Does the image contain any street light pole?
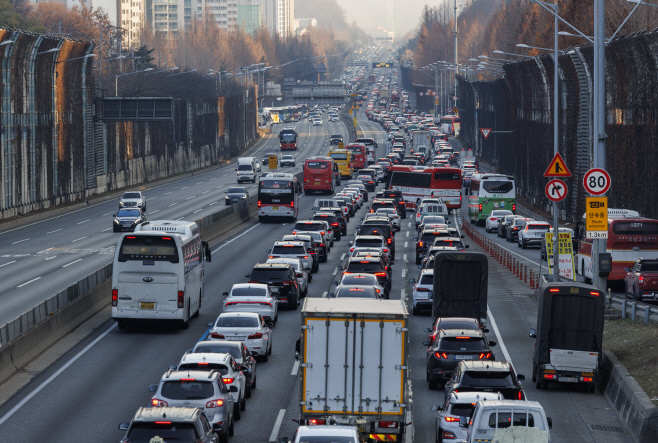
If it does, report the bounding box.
[552,1,560,282]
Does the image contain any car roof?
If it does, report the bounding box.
[253,263,291,269]
[355,235,385,240]
[132,407,200,423]
[448,391,503,404]
[179,352,231,364]
[439,329,484,338]
[218,310,259,318]
[296,425,359,437]
[273,241,305,246]
[460,361,512,371]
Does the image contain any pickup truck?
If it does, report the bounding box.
[625,258,658,301]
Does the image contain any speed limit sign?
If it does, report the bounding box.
[583,168,611,195]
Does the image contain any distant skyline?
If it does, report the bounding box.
[336,0,434,39]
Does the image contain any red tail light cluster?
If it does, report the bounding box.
[112,289,118,306]
[434,352,448,359]
[177,291,185,308]
[248,333,263,339]
[151,398,168,407]
[444,416,460,423]
[478,352,492,359]
[378,421,398,428]
[258,200,261,209]
[211,332,225,339]
[206,399,225,408]
[222,378,234,384]
[307,419,326,426]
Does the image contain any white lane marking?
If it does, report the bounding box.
[401,269,406,278]
[47,229,62,234]
[176,217,185,221]
[45,256,56,261]
[322,291,328,298]
[101,228,112,232]
[403,254,407,261]
[406,231,409,237]
[196,182,203,185]
[17,277,42,288]
[70,237,87,243]
[12,239,29,244]
[77,219,90,225]
[38,248,54,254]
[209,202,218,206]
[487,307,516,379]
[269,409,287,442]
[186,196,196,200]
[404,241,408,248]
[102,212,113,216]
[341,253,346,260]
[0,323,117,426]
[291,360,300,376]
[193,209,203,214]
[408,222,411,228]
[202,190,210,194]
[168,203,178,207]
[164,192,172,195]
[401,288,405,299]
[212,224,262,253]
[0,260,16,268]
[182,186,189,189]
[332,268,338,276]
[149,197,157,200]
[62,259,83,268]
[150,210,160,214]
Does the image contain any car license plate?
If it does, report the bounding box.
[270,287,279,293]
[273,206,279,210]
[227,336,246,341]
[140,302,155,310]
[559,376,578,383]
[454,355,474,360]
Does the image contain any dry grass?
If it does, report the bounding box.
[603,319,658,405]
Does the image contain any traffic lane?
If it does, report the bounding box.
[0,121,337,324]
[0,190,360,442]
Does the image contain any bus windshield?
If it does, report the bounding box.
[482,180,514,194]
[329,152,348,160]
[280,133,296,143]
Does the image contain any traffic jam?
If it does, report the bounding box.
[112,62,640,443]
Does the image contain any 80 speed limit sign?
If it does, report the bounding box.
[583,168,611,195]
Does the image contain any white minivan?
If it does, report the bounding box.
[462,400,552,443]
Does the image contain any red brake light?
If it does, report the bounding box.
[197,362,209,366]
[434,352,448,359]
[126,236,136,239]
[418,241,423,247]
[211,332,225,339]
[517,391,523,400]
[549,288,560,292]
[513,204,516,212]
[479,203,483,211]
[161,237,172,240]
[387,238,392,244]
[456,336,470,339]
[308,419,326,426]
[177,291,185,308]
[248,332,263,339]
[258,200,261,209]
[375,272,387,277]
[581,376,594,382]
[479,352,492,359]
[206,399,225,408]
[112,289,118,306]
[155,421,172,424]
[444,416,460,422]
[222,378,234,384]
[152,399,168,407]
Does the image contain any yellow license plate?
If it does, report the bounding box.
[140,302,155,309]
[273,206,279,210]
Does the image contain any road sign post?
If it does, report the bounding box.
[584,168,612,290]
[544,153,572,282]
[585,197,608,239]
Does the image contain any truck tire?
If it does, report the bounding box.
[536,382,543,390]
[412,306,419,316]
[290,295,298,310]
[587,384,596,393]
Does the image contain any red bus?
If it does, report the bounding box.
[386,166,462,210]
[440,115,460,136]
[577,209,658,282]
[258,173,300,222]
[303,157,335,195]
[344,143,367,170]
[279,127,298,150]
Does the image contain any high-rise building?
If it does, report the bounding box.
[196,0,239,30]
[262,0,294,39]
[237,0,261,35]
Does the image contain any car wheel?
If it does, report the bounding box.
[252,375,256,389]
[260,351,268,362]
[246,379,252,398]
[234,403,241,421]
[117,320,128,330]
[536,381,543,390]
[308,273,313,283]
[113,226,120,232]
[412,306,419,316]
[436,428,444,443]
[240,396,246,411]
[522,239,527,249]
[517,239,522,248]
[428,378,438,390]
[181,306,190,329]
[291,295,298,310]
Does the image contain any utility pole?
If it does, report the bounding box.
[453,0,458,111]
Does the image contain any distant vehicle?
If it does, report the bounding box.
[119,406,224,443]
[119,191,146,211]
[304,157,336,195]
[280,155,295,167]
[312,118,323,126]
[279,127,298,150]
[518,221,551,249]
[111,220,211,329]
[330,134,343,145]
[462,400,552,443]
[112,208,146,232]
[432,392,503,443]
[388,166,462,210]
[224,186,249,205]
[258,172,300,222]
[327,149,353,179]
[344,143,367,170]
[625,258,658,301]
[440,115,460,135]
[468,174,516,226]
[236,157,258,183]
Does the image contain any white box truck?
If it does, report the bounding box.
[298,298,409,441]
[411,130,431,156]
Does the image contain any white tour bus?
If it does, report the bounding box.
[111,220,211,329]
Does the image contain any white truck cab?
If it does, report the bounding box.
[463,400,552,443]
[236,157,260,183]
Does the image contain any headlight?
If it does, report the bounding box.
[119,201,125,206]
[133,219,140,225]
[113,218,120,224]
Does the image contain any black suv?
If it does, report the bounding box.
[444,361,526,402]
[414,228,451,264]
[247,263,301,309]
[380,190,407,218]
[424,329,496,390]
[497,214,521,238]
[330,134,344,145]
[341,256,391,296]
[358,220,396,259]
[119,407,219,443]
[312,212,343,239]
[318,207,347,236]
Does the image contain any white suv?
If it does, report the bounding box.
[410,269,433,315]
[485,209,513,233]
[518,221,551,249]
[267,241,313,271]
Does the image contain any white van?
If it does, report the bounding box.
[463,400,552,443]
[236,157,260,183]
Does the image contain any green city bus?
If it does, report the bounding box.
[467,174,516,225]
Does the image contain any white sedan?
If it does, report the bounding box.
[313,119,323,126]
[221,283,278,323]
[209,311,274,361]
[485,209,514,233]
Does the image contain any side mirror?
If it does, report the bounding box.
[245,274,250,278]
[423,328,432,333]
[230,386,238,393]
[409,278,416,283]
[488,341,497,347]
[113,214,117,218]
[337,266,343,271]
[235,168,238,171]
[333,280,338,285]
[517,374,526,381]
[547,417,552,429]
[119,422,130,431]
[225,190,228,193]
[267,321,276,328]
[422,340,432,346]
[266,249,272,253]
[529,328,537,339]
[149,384,158,392]
[418,265,423,269]
[207,321,214,327]
[431,405,442,412]
[459,416,469,428]
[222,291,229,297]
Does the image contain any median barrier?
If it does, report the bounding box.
[0,169,303,384]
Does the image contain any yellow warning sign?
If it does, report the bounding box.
[543,153,572,177]
[585,197,608,236]
[271,114,280,123]
[268,155,278,169]
[545,232,576,281]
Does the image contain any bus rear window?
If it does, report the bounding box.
[613,222,658,235]
[482,181,514,194]
[118,236,178,262]
[434,172,461,180]
[259,180,292,190]
[306,162,328,169]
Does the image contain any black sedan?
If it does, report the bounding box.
[113,209,146,232]
[225,187,249,205]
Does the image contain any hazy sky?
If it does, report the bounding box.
[336,0,431,39]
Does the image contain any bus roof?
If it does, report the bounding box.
[471,173,514,181]
[261,172,297,181]
[580,208,642,220]
[134,220,199,242]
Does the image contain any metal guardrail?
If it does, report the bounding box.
[610,295,658,323]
